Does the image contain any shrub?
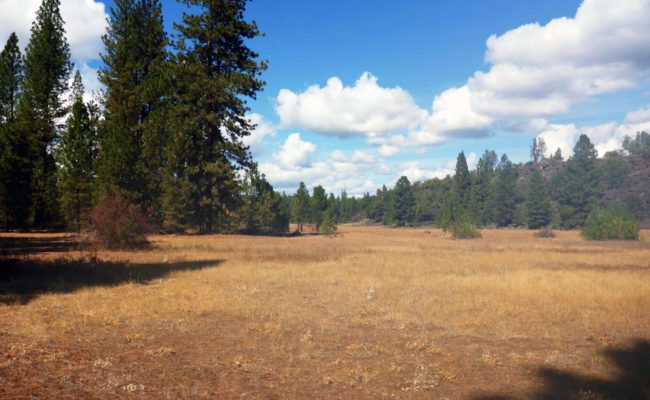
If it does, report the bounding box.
[581,205,640,241]
[451,221,482,239]
[90,192,149,249]
[319,209,338,237]
[534,228,556,238]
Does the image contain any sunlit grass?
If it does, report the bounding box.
[1,227,648,398]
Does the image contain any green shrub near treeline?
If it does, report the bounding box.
[581,205,640,240]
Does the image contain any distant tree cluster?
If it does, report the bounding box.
[290,182,337,234]
[311,134,640,235]
[622,131,650,158]
[0,0,291,236]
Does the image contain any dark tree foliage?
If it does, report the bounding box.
[0,33,22,123]
[622,131,650,158]
[291,182,311,232]
[19,0,72,228]
[454,151,471,209]
[386,176,415,226]
[600,153,631,189]
[310,185,328,228]
[56,72,97,232]
[470,149,497,224]
[163,0,266,233]
[0,33,29,228]
[239,168,289,235]
[97,0,168,215]
[526,170,551,229]
[367,185,388,221]
[490,154,518,227]
[553,135,601,228]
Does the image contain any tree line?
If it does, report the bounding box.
[296,134,646,230]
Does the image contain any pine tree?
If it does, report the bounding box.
[163,0,266,233]
[97,0,167,215]
[526,170,551,229]
[310,185,328,229]
[0,33,22,123]
[470,149,497,224]
[19,0,73,228]
[490,154,518,227]
[551,147,563,161]
[291,182,310,232]
[454,151,471,209]
[319,207,337,237]
[56,72,97,232]
[553,134,601,228]
[386,176,415,226]
[0,33,28,228]
[238,167,288,234]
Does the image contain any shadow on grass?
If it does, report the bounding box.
[474,340,650,400]
[0,235,81,256]
[0,257,222,305]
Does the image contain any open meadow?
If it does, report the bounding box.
[1,227,649,399]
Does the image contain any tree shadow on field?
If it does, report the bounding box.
[0,256,222,305]
[473,340,650,400]
[0,235,80,256]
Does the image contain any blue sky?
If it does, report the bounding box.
[3,0,650,195]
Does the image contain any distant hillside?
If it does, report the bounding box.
[515,156,650,228]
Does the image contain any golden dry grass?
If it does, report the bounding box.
[1,227,649,399]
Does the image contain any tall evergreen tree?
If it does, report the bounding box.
[291,182,310,232]
[97,0,167,215]
[163,0,266,233]
[56,72,97,232]
[470,149,497,224]
[0,33,28,228]
[526,170,551,229]
[19,0,73,228]
[454,151,471,209]
[490,154,518,226]
[0,33,22,123]
[553,134,601,228]
[310,185,328,228]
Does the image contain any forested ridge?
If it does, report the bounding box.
[1,0,648,236]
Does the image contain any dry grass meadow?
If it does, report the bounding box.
[1,227,649,399]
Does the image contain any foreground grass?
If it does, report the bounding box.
[0,228,649,399]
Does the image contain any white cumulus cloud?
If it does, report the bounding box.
[275,72,427,137]
[273,133,316,169]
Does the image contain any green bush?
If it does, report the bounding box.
[451,221,482,239]
[319,209,338,237]
[581,205,640,241]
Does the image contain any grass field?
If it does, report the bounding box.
[1,227,649,399]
